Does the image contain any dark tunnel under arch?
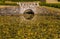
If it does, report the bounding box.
[23,9,35,20]
[24,9,34,14]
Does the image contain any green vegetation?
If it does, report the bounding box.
[0,0,60,8]
[0,0,39,6]
[0,0,39,2]
[0,3,18,6]
[40,3,60,8]
[0,0,18,6]
[10,0,39,2]
[0,0,60,39]
[0,14,60,39]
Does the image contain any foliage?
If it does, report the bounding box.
[0,0,39,2]
[0,2,18,6]
[40,3,60,8]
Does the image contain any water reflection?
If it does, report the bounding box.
[23,9,34,20]
[0,13,60,39]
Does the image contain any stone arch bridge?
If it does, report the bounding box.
[17,2,40,14]
[0,2,60,15]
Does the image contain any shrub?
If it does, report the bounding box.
[0,3,18,6]
[40,3,60,8]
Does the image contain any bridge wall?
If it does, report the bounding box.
[0,6,41,15]
[0,6,60,15]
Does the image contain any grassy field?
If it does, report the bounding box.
[0,14,60,39]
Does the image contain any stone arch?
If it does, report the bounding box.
[18,2,40,14]
[23,9,34,20]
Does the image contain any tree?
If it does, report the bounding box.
[2,0,5,3]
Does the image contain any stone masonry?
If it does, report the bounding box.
[17,2,40,14]
[0,2,60,15]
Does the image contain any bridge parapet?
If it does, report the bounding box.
[17,2,40,7]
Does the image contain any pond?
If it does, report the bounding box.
[0,14,60,39]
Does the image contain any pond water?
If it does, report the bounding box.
[0,14,60,39]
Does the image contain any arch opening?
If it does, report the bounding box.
[23,9,34,20]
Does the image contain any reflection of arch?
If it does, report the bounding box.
[24,9,34,14]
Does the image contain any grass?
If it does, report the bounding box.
[0,14,60,39]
